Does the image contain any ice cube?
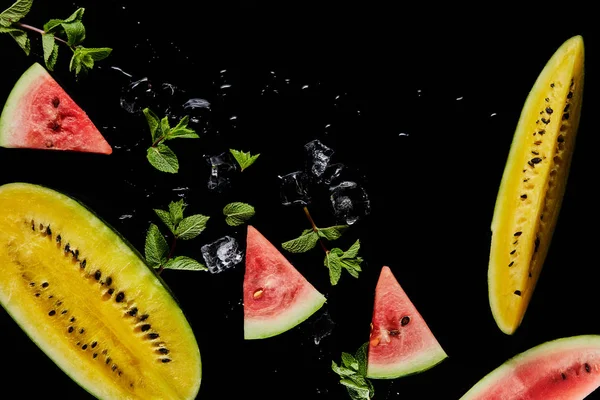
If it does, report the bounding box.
[329,181,371,225]
[312,310,335,345]
[279,171,312,206]
[206,152,237,192]
[181,98,211,131]
[304,139,334,177]
[321,163,345,186]
[201,236,243,274]
[120,77,156,114]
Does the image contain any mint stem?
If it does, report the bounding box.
[157,236,177,275]
[15,22,72,47]
[302,206,329,253]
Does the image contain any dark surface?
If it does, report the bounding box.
[1,2,600,399]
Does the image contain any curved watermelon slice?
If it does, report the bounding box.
[0,63,112,154]
[367,266,447,379]
[243,225,326,340]
[460,335,600,400]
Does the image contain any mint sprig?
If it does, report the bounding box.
[282,224,348,253]
[0,2,111,76]
[230,149,260,171]
[325,239,363,285]
[143,108,200,173]
[145,199,209,273]
[332,343,374,400]
[223,202,255,226]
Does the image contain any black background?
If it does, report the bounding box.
[1,2,600,399]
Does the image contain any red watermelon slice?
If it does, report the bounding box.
[0,63,112,154]
[243,225,326,339]
[460,335,600,400]
[367,266,447,379]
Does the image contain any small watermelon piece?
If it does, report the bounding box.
[243,225,326,340]
[367,266,447,379]
[0,63,112,154]
[460,335,600,400]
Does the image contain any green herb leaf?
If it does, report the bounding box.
[325,251,342,285]
[318,225,349,241]
[42,33,59,71]
[63,7,84,23]
[154,209,175,234]
[147,144,179,174]
[143,108,161,142]
[223,202,255,226]
[160,116,170,137]
[162,256,207,271]
[165,117,199,140]
[341,352,359,371]
[345,386,371,400]
[355,342,368,377]
[331,361,357,377]
[144,224,169,268]
[70,47,111,77]
[230,149,260,171]
[61,20,85,46]
[325,240,363,283]
[0,0,32,27]
[175,214,210,240]
[6,28,29,55]
[281,229,319,253]
[43,19,63,33]
[168,199,186,227]
[80,47,112,61]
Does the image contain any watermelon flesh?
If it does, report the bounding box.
[460,335,600,400]
[243,225,326,339]
[367,266,447,379]
[0,63,112,154]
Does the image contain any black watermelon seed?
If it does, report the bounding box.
[52,97,60,107]
[128,307,138,317]
[68,327,74,333]
[39,223,43,231]
[115,292,125,303]
[563,113,570,120]
[29,282,35,287]
[70,317,75,322]
[91,341,97,348]
[550,83,555,88]
[42,282,49,288]
[140,314,149,321]
[508,261,514,267]
[107,288,115,295]
[564,104,570,112]
[514,290,522,296]
[106,357,111,365]
[562,372,567,380]
[148,333,160,339]
[31,220,35,230]
[94,270,101,280]
[585,363,591,373]
[46,226,52,236]
[545,97,549,102]
[534,238,540,253]
[400,316,410,326]
[531,157,542,164]
[545,107,553,114]
[161,359,172,363]
[48,295,53,299]
[389,329,400,336]
[528,161,534,167]
[106,277,113,286]
[510,250,516,255]
[61,310,67,314]
[541,118,550,124]
[82,344,88,350]
[538,130,545,135]
[56,235,61,244]
[141,324,151,332]
[529,272,532,278]
[93,353,98,358]
[112,365,117,371]
[531,151,539,155]
[77,342,80,346]
[80,259,86,269]
[65,243,70,252]
[521,194,527,199]
[514,232,522,236]
[48,310,56,316]
[74,250,79,259]
[558,135,565,143]
[567,91,573,99]
[158,348,170,354]
[80,328,85,334]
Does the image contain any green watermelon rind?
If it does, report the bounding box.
[0,63,46,147]
[244,289,326,340]
[366,345,448,379]
[459,335,600,399]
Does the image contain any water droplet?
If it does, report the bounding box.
[119,215,133,220]
[399,132,409,137]
[490,112,498,117]
[456,96,464,101]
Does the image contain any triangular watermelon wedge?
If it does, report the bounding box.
[367,266,447,379]
[0,63,112,154]
[243,225,326,340]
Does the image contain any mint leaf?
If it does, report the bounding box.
[326,240,363,282]
[331,361,357,377]
[163,256,207,271]
[355,342,368,377]
[345,386,371,400]
[230,149,260,171]
[165,116,199,140]
[168,199,186,227]
[154,209,175,234]
[143,108,161,142]
[325,250,343,285]
[343,239,361,259]
[42,33,58,71]
[341,352,359,371]
[0,0,32,27]
[80,47,112,61]
[70,47,110,77]
[5,28,29,55]
[63,7,84,23]
[318,225,349,241]
[175,214,210,240]
[43,19,63,33]
[147,144,178,173]
[144,224,168,268]
[223,202,255,226]
[282,229,319,253]
[61,20,85,45]
[160,116,170,137]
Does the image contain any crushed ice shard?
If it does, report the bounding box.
[329,181,371,225]
[304,139,334,177]
[201,236,243,274]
